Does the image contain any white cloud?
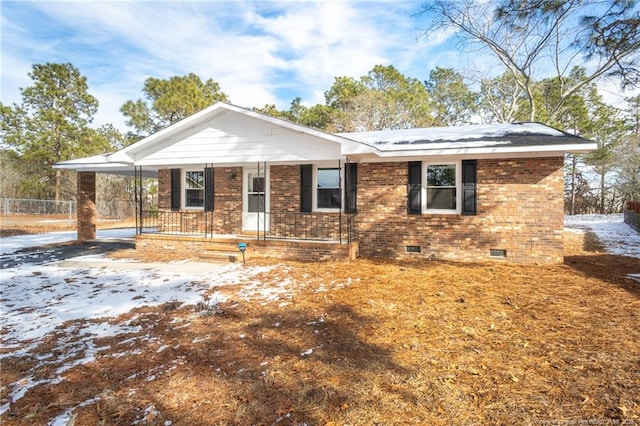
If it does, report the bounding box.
[3,0,425,126]
[1,0,631,136]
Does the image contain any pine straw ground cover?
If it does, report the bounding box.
[1,231,639,425]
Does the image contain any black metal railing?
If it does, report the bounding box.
[265,212,356,243]
[139,210,224,237]
[138,210,357,243]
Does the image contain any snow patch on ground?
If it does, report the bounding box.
[0,244,283,416]
[564,214,640,258]
[0,228,136,254]
[0,215,637,422]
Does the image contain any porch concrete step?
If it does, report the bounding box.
[200,250,240,263]
[199,239,251,263]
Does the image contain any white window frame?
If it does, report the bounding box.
[313,164,343,213]
[183,169,205,210]
[423,161,461,214]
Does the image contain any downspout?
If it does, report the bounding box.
[205,163,209,238]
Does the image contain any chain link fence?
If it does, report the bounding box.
[1,198,136,225]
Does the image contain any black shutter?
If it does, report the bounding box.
[462,160,477,215]
[204,167,214,212]
[170,168,181,211]
[345,163,357,213]
[300,164,313,213]
[408,161,422,214]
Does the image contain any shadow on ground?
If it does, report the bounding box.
[0,240,135,269]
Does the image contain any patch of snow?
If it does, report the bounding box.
[0,260,268,345]
[0,228,136,254]
[564,214,640,258]
[4,216,632,421]
[340,122,564,145]
[626,274,640,283]
[46,397,100,426]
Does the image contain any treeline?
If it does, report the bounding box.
[1,0,638,213]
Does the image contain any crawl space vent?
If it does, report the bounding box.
[490,249,507,258]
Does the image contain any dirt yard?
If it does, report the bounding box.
[1,219,639,425]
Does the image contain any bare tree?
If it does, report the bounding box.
[418,0,640,122]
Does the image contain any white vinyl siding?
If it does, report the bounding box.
[137,113,342,166]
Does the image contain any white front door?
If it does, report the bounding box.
[243,167,269,232]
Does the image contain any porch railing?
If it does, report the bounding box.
[139,210,233,238]
[138,210,356,243]
[265,212,356,243]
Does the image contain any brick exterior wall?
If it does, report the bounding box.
[355,158,564,264]
[136,234,357,262]
[157,168,171,210]
[157,167,243,234]
[269,165,350,241]
[77,171,96,241]
[153,158,564,264]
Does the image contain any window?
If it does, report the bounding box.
[185,171,204,207]
[247,172,265,213]
[300,164,357,213]
[317,168,341,209]
[407,160,476,215]
[426,163,457,212]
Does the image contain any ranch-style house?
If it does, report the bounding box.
[55,102,596,264]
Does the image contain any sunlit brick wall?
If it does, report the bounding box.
[355,157,565,264]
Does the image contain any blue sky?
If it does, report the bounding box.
[0,0,633,131]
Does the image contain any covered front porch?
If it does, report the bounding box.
[70,169,358,262]
[135,208,358,262]
[55,103,364,262]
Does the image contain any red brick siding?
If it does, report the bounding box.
[355,158,564,264]
[77,171,97,241]
[157,169,171,210]
[212,167,243,234]
[270,165,299,212]
[153,158,564,264]
[269,166,350,241]
[136,234,357,262]
[157,167,242,234]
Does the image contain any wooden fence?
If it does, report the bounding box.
[624,201,640,232]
